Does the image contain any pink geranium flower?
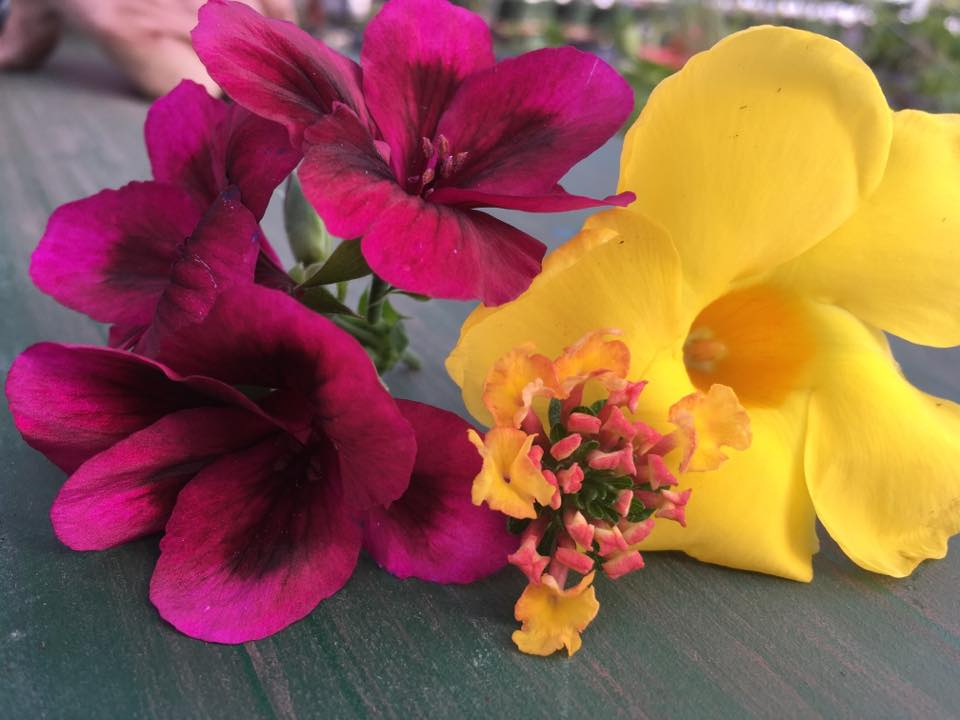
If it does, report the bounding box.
[192,0,636,304]
[6,282,513,642]
[29,80,300,348]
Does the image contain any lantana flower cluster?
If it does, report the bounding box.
[468,331,751,655]
[6,0,632,644]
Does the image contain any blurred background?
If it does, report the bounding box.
[4,0,960,113]
[318,0,960,116]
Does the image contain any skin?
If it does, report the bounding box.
[0,0,298,97]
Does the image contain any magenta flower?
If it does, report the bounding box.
[192,0,635,304]
[29,80,300,348]
[7,281,513,641]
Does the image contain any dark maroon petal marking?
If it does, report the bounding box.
[30,182,201,328]
[150,434,361,643]
[429,186,635,212]
[361,0,493,183]
[51,406,278,551]
[364,400,516,583]
[436,47,633,195]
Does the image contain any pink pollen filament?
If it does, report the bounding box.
[555,547,596,574]
[567,412,601,435]
[600,405,637,447]
[613,489,633,518]
[619,518,655,545]
[509,533,551,584]
[587,447,636,476]
[557,463,584,494]
[594,526,629,557]
[603,549,645,579]
[551,433,582,460]
[563,509,595,548]
[637,454,677,490]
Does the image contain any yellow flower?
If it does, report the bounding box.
[448,26,960,582]
[467,428,555,519]
[513,572,600,657]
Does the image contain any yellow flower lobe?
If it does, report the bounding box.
[467,428,555,519]
[512,572,600,657]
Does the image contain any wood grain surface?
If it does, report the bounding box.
[1,38,958,720]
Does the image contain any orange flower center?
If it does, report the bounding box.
[683,285,816,406]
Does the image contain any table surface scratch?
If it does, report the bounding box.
[1,38,959,720]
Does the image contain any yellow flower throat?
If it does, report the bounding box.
[682,285,816,407]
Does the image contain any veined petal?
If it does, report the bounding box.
[363,401,516,584]
[362,195,545,305]
[148,284,416,513]
[30,182,201,328]
[619,26,892,302]
[4,343,248,474]
[361,0,493,183]
[299,105,403,239]
[446,210,681,426]
[150,435,361,643]
[52,407,277,551]
[136,189,261,358]
[774,110,960,348]
[427,186,634,213]
[192,0,367,147]
[635,353,818,581]
[803,303,960,576]
[437,46,633,195]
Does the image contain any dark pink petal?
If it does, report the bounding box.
[145,80,229,208]
[429,185,635,212]
[150,435,361,643]
[136,189,261,357]
[146,80,300,219]
[192,0,368,148]
[299,105,404,239]
[5,343,258,473]
[436,47,633,195]
[361,194,545,305]
[364,401,516,584]
[361,0,493,183]
[148,284,416,512]
[52,407,277,551]
[30,182,201,327]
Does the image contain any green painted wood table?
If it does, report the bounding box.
[1,38,959,720]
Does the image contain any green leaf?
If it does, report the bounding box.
[284,174,334,266]
[590,399,606,414]
[507,517,531,535]
[392,290,431,302]
[299,286,358,316]
[627,499,654,523]
[548,398,563,429]
[299,239,371,288]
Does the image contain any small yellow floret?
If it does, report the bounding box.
[481,344,558,428]
[467,428,555,519]
[512,572,600,657]
[553,329,630,392]
[669,384,752,472]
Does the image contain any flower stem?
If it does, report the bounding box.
[367,275,390,325]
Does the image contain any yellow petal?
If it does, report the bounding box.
[636,352,818,581]
[619,26,892,302]
[774,110,960,347]
[553,330,630,390]
[802,304,960,576]
[482,344,558,428]
[446,211,682,426]
[468,428,554,519]
[512,572,600,657]
[668,384,752,472]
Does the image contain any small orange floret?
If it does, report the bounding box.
[512,572,600,657]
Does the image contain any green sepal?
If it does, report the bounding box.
[590,399,606,414]
[548,398,563,428]
[507,517,531,535]
[627,499,654,523]
[299,286,359,317]
[299,239,371,288]
[284,173,334,266]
